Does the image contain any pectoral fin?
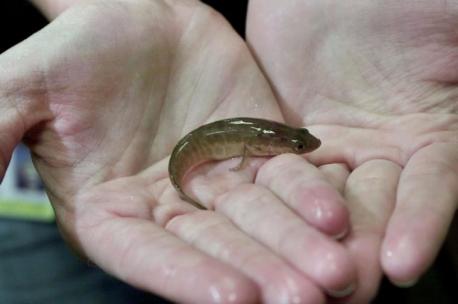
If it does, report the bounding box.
[230,145,250,171]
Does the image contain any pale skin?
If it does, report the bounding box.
[1,1,352,303]
[0,0,455,303]
[248,0,458,302]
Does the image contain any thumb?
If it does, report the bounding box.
[0,42,53,181]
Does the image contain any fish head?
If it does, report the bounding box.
[289,128,321,154]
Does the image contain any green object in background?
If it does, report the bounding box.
[0,144,54,222]
[0,199,54,221]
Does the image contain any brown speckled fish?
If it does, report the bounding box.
[168,117,321,209]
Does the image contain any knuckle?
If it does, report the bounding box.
[313,248,355,291]
[256,153,302,184]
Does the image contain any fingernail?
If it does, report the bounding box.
[392,278,418,288]
[328,283,355,298]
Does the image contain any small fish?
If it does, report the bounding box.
[168,117,321,209]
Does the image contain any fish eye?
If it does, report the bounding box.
[299,128,310,135]
[295,143,304,151]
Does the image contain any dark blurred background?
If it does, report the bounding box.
[0,1,456,303]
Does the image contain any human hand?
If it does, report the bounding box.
[247,0,458,302]
[0,0,359,302]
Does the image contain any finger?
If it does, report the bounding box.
[215,183,357,297]
[83,218,259,303]
[319,163,350,193]
[167,210,325,304]
[158,172,324,303]
[0,111,24,180]
[342,160,401,303]
[0,66,54,180]
[256,154,349,238]
[184,157,267,208]
[381,143,458,286]
[73,194,259,303]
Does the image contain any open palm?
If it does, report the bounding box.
[248,0,458,302]
[0,0,371,303]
